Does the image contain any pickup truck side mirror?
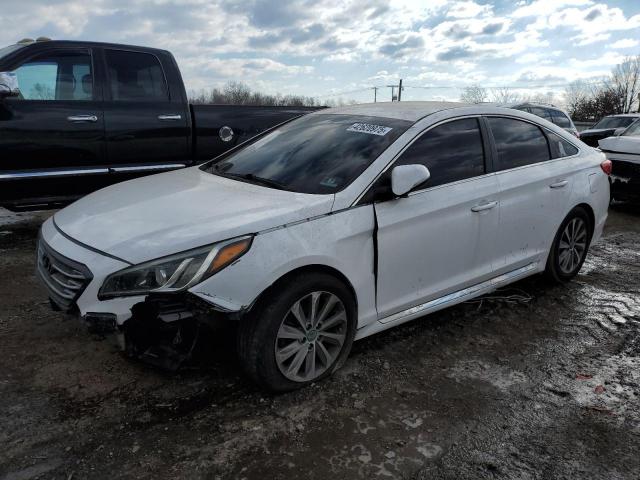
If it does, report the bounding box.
[0,72,20,98]
[391,164,431,197]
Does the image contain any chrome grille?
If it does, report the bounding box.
[37,238,92,311]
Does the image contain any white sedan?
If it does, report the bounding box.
[37,102,610,391]
[598,119,640,203]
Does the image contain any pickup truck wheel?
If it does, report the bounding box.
[545,207,592,283]
[237,273,356,392]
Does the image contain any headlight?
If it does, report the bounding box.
[98,236,253,299]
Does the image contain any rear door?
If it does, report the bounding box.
[487,116,576,275]
[374,117,500,319]
[0,47,106,207]
[101,48,190,183]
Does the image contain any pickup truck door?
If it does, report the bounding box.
[100,48,190,183]
[0,47,107,208]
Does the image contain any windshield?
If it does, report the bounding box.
[203,114,412,194]
[0,44,24,61]
[592,116,637,130]
[622,119,640,137]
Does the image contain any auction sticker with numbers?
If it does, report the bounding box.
[347,123,393,136]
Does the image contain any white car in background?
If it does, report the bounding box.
[37,102,610,391]
[599,119,640,203]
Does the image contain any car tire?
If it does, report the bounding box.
[545,206,593,283]
[237,272,356,392]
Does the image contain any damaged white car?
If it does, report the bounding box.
[38,102,610,391]
[598,119,640,204]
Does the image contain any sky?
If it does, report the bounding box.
[1,0,639,103]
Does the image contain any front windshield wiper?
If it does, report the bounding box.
[213,167,291,191]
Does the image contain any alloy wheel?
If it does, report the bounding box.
[558,217,588,274]
[274,291,347,382]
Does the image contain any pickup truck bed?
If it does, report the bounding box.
[0,39,320,210]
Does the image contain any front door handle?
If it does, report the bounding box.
[67,115,98,123]
[471,201,498,212]
[158,114,182,121]
[550,180,569,189]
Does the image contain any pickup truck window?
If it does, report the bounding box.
[204,114,412,194]
[105,50,168,102]
[13,51,93,101]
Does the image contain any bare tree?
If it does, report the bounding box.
[490,87,521,104]
[189,81,317,106]
[459,85,487,103]
[606,55,640,113]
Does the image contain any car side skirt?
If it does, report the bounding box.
[355,262,539,340]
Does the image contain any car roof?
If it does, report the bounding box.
[5,39,170,56]
[313,101,472,121]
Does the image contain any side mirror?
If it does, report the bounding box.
[391,164,431,197]
[0,72,20,98]
[613,127,626,136]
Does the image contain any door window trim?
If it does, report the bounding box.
[355,115,491,205]
[482,114,582,174]
[101,47,170,102]
[8,47,98,103]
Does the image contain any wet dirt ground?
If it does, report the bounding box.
[1,206,639,480]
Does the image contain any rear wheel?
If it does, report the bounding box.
[545,207,592,282]
[237,273,356,391]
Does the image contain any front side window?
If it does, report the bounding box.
[551,110,572,128]
[547,132,579,158]
[393,118,485,188]
[105,50,168,102]
[203,114,412,194]
[487,117,550,171]
[13,50,93,101]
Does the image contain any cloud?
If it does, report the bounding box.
[378,34,425,58]
[610,38,640,49]
[437,46,475,61]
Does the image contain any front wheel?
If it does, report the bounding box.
[237,273,356,392]
[545,207,592,282]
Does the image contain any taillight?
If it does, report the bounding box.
[600,159,612,176]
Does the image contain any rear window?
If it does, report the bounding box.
[204,114,412,194]
[487,117,550,171]
[550,110,572,128]
[592,116,637,129]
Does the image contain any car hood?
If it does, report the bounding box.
[598,136,640,155]
[54,167,334,264]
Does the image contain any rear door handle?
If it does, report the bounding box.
[67,115,98,123]
[550,180,569,189]
[471,201,498,212]
[158,114,182,121]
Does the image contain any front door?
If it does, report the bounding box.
[374,118,500,319]
[0,47,106,207]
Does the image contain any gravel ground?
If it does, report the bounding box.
[0,205,639,480]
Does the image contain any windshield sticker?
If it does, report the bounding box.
[347,123,393,136]
[320,177,340,188]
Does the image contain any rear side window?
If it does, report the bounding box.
[487,117,550,171]
[547,132,579,158]
[394,118,485,188]
[13,50,93,101]
[550,110,572,128]
[105,50,168,101]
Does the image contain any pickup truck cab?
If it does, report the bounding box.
[0,39,318,210]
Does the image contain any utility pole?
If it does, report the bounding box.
[373,86,378,103]
[387,84,397,101]
[398,79,403,101]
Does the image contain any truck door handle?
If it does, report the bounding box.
[550,180,568,189]
[471,201,498,212]
[158,114,182,121]
[67,115,98,123]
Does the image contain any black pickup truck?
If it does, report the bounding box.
[0,39,319,211]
